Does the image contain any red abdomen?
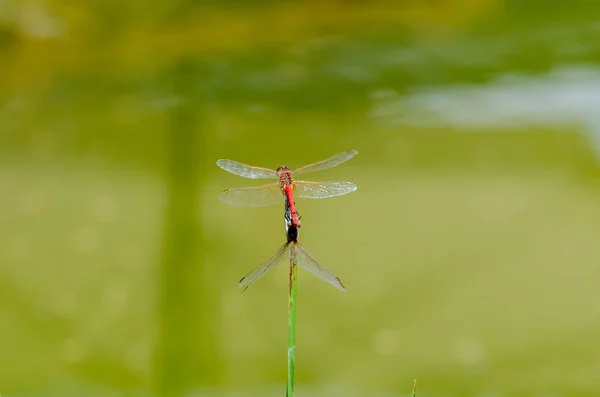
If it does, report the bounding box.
[284,185,301,228]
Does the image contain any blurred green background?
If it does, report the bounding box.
[3,0,600,396]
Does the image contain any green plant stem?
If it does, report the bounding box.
[287,254,298,397]
[412,379,417,397]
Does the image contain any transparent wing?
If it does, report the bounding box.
[293,243,345,291]
[239,243,290,291]
[216,159,278,179]
[294,181,357,199]
[219,183,283,207]
[292,149,358,176]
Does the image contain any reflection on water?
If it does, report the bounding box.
[370,66,600,159]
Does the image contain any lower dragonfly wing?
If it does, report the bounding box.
[292,150,358,176]
[239,243,290,291]
[219,183,283,206]
[293,181,357,199]
[293,243,345,291]
[217,159,279,179]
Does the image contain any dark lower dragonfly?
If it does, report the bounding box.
[238,199,345,292]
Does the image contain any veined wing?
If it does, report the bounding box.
[216,159,278,179]
[294,181,357,199]
[293,243,345,291]
[219,182,283,206]
[239,243,290,291]
[292,149,358,176]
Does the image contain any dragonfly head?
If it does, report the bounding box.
[276,165,291,175]
[286,222,299,243]
[284,199,300,242]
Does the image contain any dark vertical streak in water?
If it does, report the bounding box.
[154,59,219,397]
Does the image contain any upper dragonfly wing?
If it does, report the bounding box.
[293,181,357,199]
[292,149,358,176]
[217,159,279,179]
[293,243,345,291]
[219,183,283,207]
[238,243,290,291]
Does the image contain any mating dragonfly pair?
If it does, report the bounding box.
[217,149,358,291]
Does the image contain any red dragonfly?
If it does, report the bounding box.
[216,149,358,228]
[238,198,345,291]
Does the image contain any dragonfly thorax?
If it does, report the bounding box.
[276,166,294,188]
